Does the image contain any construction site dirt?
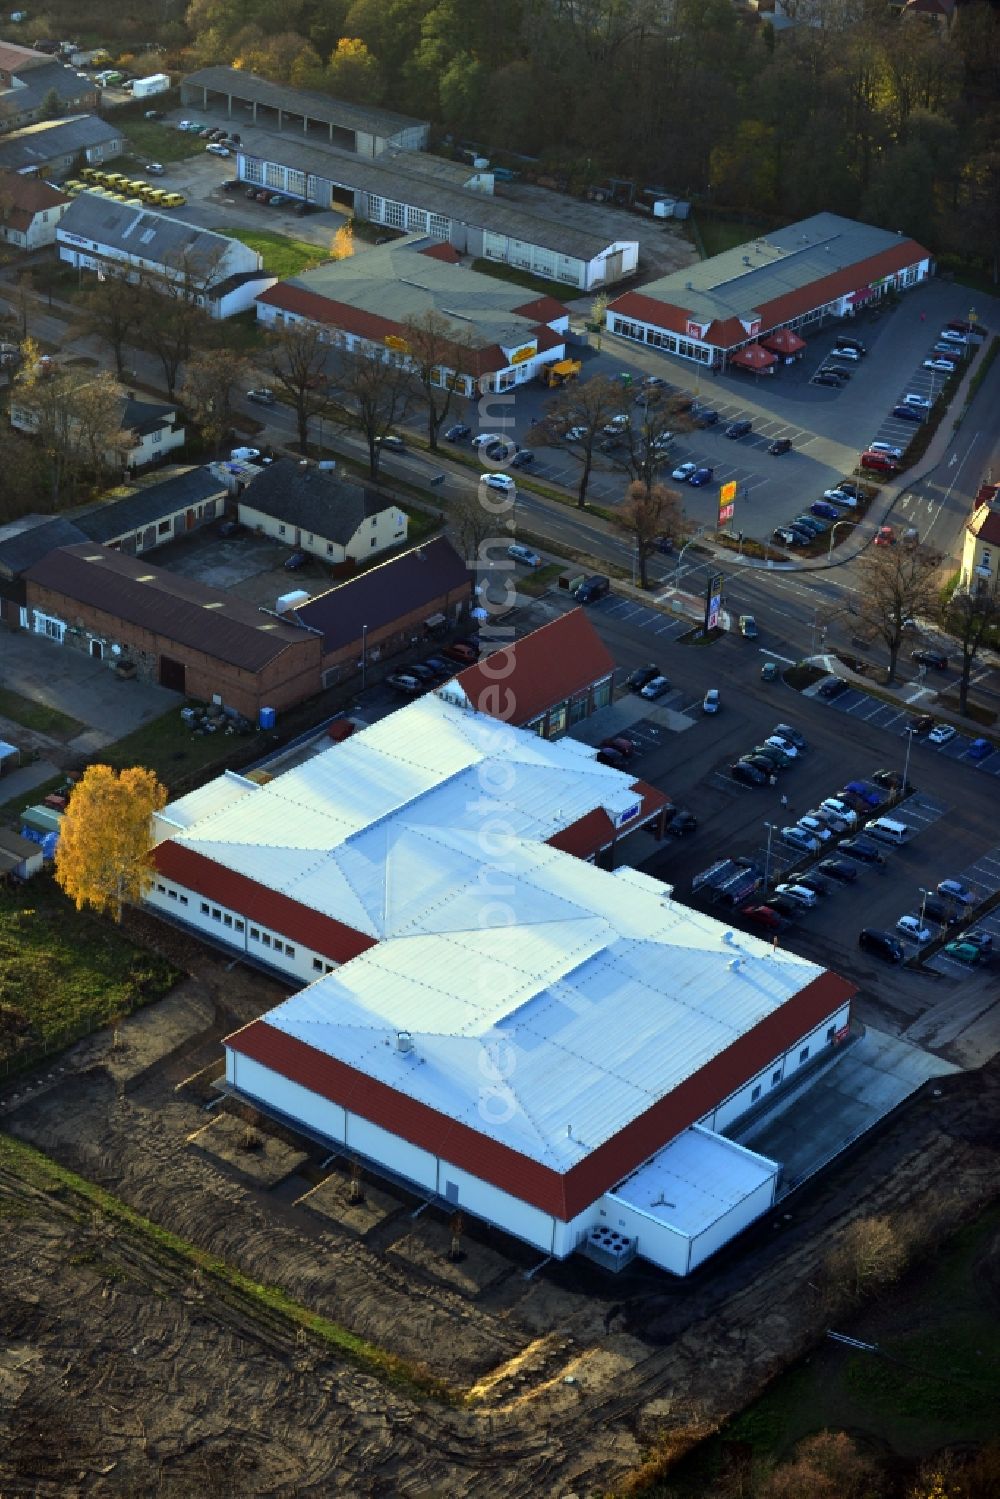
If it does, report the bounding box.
[2,918,998,1497]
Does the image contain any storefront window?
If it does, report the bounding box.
[548,702,568,736]
[592,677,612,710]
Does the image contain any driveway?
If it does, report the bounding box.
[0,630,179,752]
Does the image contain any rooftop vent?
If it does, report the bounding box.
[728,957,742,972]
[396,1030,414,1054]
[742,256,752,266]
[722,931,735,945]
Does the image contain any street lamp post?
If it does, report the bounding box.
[828,517,855,560]
[361,623,368,691]
[919,887,930,927]
[764,821,776,890]
[903,722,913,789]
[673,527,706,586]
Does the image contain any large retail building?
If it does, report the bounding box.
[146,694,854,1276]
[606,213,931,369]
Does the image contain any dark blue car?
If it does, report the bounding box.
[689,466,714,486]
[967,738,993,761]
[811,501,841,520]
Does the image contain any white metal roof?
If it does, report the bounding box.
[167,695,647,939]
[608,1125,779,1238]
[153,770,259,838]
[253,840,824,1172]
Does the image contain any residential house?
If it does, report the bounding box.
[0,114,125,178]
[56,192,275,316]
[10,388,186,473]
[0,171,69,248]
[0,41,98,133]
[237,459,408,565]
[960,482,1000,591]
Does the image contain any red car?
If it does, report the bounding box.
[444,641,478,663]
[875,525,895,546]
[599,735,635,759]
[255,188,272,203]
[740,904,784,930]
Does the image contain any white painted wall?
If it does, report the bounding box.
[688,1172,778,1271]
[701,1001,851,1134]
[597,1193,690,1275]
[230,1051,348,1143]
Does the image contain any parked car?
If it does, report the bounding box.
[843,780,884,806]
[892,405,924,423]
[445,423,470,441]
[791,515,826,535]
[222,178,242,192]
[813,372,843,387]
[765,735,799,758]
[875,525,895,546]
[773,529,805,547]
[912,648,948,669]
[942,941,984,965]
[963,930,993,952]
[752,745,791,770]
[841,837,885,865]
[772,724,807,749]
[832,344,862,361]
[811,501,841,521]
[564,425,589,442]
[967,738,993,761]
[471,432,502,448]
[775,883,818,908]
[268,194,287,207]
[283,550,307,571]
[740,904,785,930]
[795,815,832,844]
[897,914,932,944]
[507,543,541,566]
[768,437,792,455]
[919,896,959,928]
[375,434,405,451]
[859,929,904,963]
[255,189,272,203]
[246,387,275,405]
[928,723,957,745]
[818,858,859,883]
[937,878,976,905]
[725,419,752,439]
[819,797,858,827]
[667,809,698,836]
[818,677,848,699]
[905,713,936,735]
[781,826,820,854]
[143,109,163,120]
[626,664,660,693]
[671,461,698,482]
[694,408,719,426]
[868,442,904,459]
[870,769,914,792]
[205,142,230,157]
[600,735,635,760]
[761,661,779,682]
[702,688,720,714]
[640,674,672,699]
[731,760,768,787]
[739,615,758,638]
[443,641,478,663]
[386,672,423,694]
[823,488,857,506]
[791,872,830,896]
[924,358,956,373]
[682,465,711,488]
[405,663,438,684]
[939,329,969,345]
[511,449,535,468]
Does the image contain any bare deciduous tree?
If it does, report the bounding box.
[530,373,628,508]
[399,309,475,450]
[326,344,416,479]
[266,320,333,454]
[180,347,251,456]
[824,1215,907,1306]
[13,344,129,503]
[941,574,1000,716]
[616,479,684,590]
[71,264,144,378]
[855,540,941,682]
[606,386,697,497]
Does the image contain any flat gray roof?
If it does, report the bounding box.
[633,213,928,324]
[183,66,428,142]
[0,113,123,170]
[238,127,624,262]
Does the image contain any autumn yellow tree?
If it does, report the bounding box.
[331,221,354,260]
[55,765,166,923]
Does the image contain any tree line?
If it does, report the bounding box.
[173,0,1000,280]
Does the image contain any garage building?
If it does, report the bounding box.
[182,66,429,155]
[146,693,853,1275]
[235,128,638,292]
[0,113,125,178]
[606,213,931,369]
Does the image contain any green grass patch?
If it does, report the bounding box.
[0,876,179,1065]
[212,227,331,279]
[514,562,563,596]
[97,705,267,790]
[469,257,575,299]
[0,687,83,739]
[0,1130,461,1402]
[122,123,204,164]
[0,773,66,829]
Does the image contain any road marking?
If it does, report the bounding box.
[759,648,797,664]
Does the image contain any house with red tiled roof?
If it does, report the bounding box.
[606,213,931,371]
[0,171,68,248]
[438,607,617,738]
[256,233,573,395]
[960,483,1000,591]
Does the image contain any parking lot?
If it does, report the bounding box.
[817,679,1000,777]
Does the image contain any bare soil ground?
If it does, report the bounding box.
[1,921,998,1497]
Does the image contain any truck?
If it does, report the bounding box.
[132,73,170,99]
[540,358,581,388]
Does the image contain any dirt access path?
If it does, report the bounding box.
[2,925,998,1497]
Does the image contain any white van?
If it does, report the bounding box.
[867,816,909,846]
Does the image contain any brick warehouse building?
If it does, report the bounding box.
[606,212,932,370]
[23,545,322,718]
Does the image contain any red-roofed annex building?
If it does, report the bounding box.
[607,213,931,370]
[256,232,573,394]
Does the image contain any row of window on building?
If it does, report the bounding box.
[153,882,337,976]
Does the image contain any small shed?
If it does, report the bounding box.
[0,827,44,881]
[0,739,20,776]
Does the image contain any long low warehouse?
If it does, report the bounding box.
[146,694,855,1276]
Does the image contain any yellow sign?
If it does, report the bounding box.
[384,334,410,353]
[510,343,537,365]
[720,480,737,504]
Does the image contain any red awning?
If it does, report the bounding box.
[761,327,806,354]
[729,343,778,371]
